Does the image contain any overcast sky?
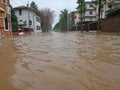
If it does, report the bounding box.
[10,0,91,27]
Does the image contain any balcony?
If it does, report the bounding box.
[107,0,120,4]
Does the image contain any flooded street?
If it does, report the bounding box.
[0,32,120,90]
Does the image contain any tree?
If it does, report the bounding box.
[53,22,60,32]
[53,9,69,31]
[11,5,18,32]
[92,0,106,34]
[30,1,38,11]
[59,9,68,31]
[76,0,86,33]
[38,8,54,32]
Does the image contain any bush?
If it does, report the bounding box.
[11,5,18,32]
[106,7,120,18]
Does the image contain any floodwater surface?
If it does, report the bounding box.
[0,32,120,90]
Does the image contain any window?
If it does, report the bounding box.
[4,17,8,29]
[36,16,40,22]
[2,0,6,4]
[19,9,22,15]
[89,11,93,15]
[90,4,93,8]
[36,25,40,30]
[108,5,112,9]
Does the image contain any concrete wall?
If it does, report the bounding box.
[101,16,120,32]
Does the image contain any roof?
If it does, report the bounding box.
[14,5,40,18]
[14,6,28,9]
[14,5,37,13]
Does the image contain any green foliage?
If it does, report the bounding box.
[53,9,68,31]
[53,22,60,32]
[54,9,68,31]
[106,7,120,18]
[30,1,38,11]
[76,0,86,32]
[92,0,106,9]
[11,5,18,32]
[59,9,68,31]
[76,0,86,14]
[92,0,106,33]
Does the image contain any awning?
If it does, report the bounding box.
[0,7,7,17]
[0,7,5,12]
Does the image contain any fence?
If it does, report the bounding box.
[101,16,120,32]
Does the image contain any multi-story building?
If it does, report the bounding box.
[70,1,96,27]
[102,0,120,18]
[0,0,11,36]
[14,6,42,33]
[73,1,96,25]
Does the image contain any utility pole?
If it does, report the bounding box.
[27,1,30,32]
[67,13,69,31]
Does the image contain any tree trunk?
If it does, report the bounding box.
[97,0,101,34]
[81,15,83,33]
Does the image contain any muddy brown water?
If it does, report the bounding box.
[0,32,120,90]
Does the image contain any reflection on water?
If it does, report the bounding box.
[4,32,120,90]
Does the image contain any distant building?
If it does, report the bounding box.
[0,0,12,36]
[72,1,96,25]
[69,1,96,31]
[14,6,42,33]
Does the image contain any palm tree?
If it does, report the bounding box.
[76,0,86,33]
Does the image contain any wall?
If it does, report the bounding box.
[0,0,11,36]
[15,9,34,28]
[101,16,120,32]
[34,15,42,33]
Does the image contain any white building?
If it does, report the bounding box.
[74,1,96,25]
[14,6,42,33]
[100,0,120,19]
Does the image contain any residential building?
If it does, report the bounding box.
[73,1,96,25]
[14,6,42,33]
[70,1,96,27]
[0,0,12,36]
[102,0,120,19]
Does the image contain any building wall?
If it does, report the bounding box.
[102,0,120,19]
[15,8,42,33]
[101,16,120,32]
[0,0,11,36]
[34,16,42,33]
